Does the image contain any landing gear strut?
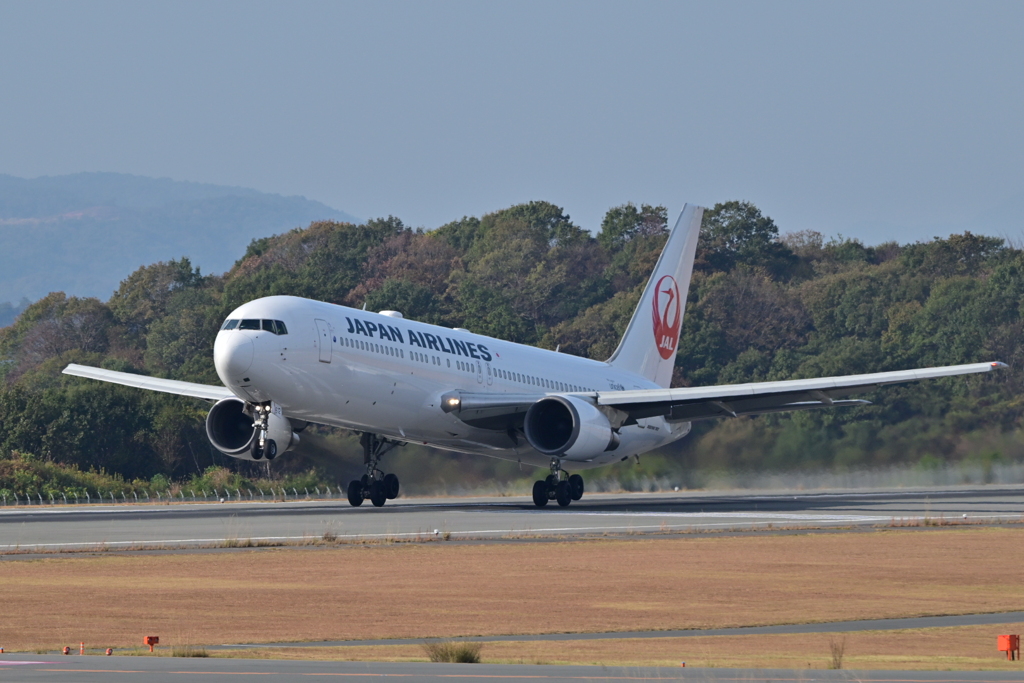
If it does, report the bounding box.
[346,433,401,507]
[531,458,584,508]
[249,403,277,461]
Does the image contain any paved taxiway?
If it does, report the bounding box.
[213,611,1024,649]
[0,485,1021,552]
[2,657,1023,682]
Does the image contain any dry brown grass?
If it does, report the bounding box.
[1,527,1023,653]
[221,622,1024,670]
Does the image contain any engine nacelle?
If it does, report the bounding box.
[523,395,619,460]
[205,398,299,461]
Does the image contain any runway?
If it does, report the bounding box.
[1,485,1021,552]
[1,656,1022,683]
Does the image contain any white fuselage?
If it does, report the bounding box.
[214,296,690,470]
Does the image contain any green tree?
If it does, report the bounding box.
[697,201,798,278]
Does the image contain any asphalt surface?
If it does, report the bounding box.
[211,612,1024,650]
[1,657,1022,682]
[2,655,1024,683]
[0,485,1021,552]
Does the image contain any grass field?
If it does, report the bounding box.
[2,527,1023,669]
[221,623,1024,670]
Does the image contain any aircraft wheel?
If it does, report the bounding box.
[264,439,278,461]
[250,440,264,460]
[360,474,369,487]
[568,474,584,501]
[383,473,400,499]
[369,482,387,507]
[555,481,572,507]
[532,480,549,507]
[346,480,364,507]
[545,474,557,488]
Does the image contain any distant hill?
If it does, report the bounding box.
[0,173,359,304]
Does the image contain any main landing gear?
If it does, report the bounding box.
[347,433,401,508]
[532,458,584,508]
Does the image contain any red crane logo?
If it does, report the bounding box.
[652,275,681,360]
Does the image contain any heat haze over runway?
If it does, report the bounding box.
[1,486,1021,553]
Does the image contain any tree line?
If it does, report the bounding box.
[1,199,1021,498]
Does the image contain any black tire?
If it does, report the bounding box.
[360,474,369,487]
[250,440,263,460]
[545,474,557,488]
[532,480,549,507]
[369,482,387,507]
[265,439,278,461]
[346,480,363,507]
[383,473,400,499]
[555,481,572,507]
[569,474,584,501]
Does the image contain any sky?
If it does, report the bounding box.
[1,0,1022,245]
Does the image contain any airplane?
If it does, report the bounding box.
[63,204,1006,508]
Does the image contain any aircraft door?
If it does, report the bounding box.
[485,362,493,386]
[476,360,483,384]
[314,319,332,363]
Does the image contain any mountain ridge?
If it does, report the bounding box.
[0,172,359,304]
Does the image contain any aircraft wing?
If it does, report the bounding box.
[443,362,1005,428]
[598,361,1007,422]
[63,364,233,402]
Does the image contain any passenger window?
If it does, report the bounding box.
[220,319,239,330]
[239,319,260,330]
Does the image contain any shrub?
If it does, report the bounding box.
[422,640,482,663]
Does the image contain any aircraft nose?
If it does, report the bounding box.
[214,332,254,381]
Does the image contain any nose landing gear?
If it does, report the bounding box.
[249,404,277,461]
[531,458,585,507]
[346,433,402,507]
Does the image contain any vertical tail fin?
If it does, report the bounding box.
[606,203,703,388]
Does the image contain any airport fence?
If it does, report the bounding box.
[0,485,347,507]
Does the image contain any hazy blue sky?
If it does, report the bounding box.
[2,1,1022,244]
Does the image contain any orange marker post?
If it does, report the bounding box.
[80,642,84,655]
[997,635,1020,661]
[144,636,159,653]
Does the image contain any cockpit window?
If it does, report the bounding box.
[232,318,287,334]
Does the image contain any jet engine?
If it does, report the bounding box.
[205,397,299,461]
[523,395,619,459]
